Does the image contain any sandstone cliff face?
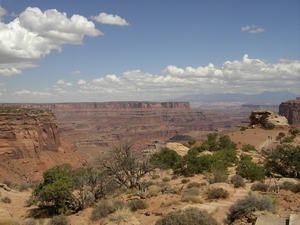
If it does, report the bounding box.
[279,97,300,125]
[13,102,234,162]
[0,109,84,183]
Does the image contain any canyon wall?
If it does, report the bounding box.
[7,102,235,162]
[0,108,85,183]
[279,97,300,125]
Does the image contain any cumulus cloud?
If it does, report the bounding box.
[0,6,103,76]
[57,79,72,87]
[71,70,81,74]
[14,89,52,96]
[242,25,265,33]
[91,12,129,26]
[74,54,300,101]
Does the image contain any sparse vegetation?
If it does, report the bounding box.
[264,122,275,130]
[227,192,277,223]
[207,188,229,199]
[49,215,70,225]
[242,144,256,152]
[181,178,190,184]
[155,207,219,225]
[230,175,245,188]
[162,177,170,182]
[251,182,268,192]
[280,181,294,191]
[291,183,300,193]
[90,198,125,221]
[126,199,148,211]
[0,106,46,115]
[1,196,12,203]
[187,182,202,189]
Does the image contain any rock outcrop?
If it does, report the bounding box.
[249,110,289,127]
[0,107,85,183]
[279,97,300,125]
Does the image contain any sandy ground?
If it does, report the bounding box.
[0,126,299,225]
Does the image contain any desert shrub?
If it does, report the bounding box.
[227,192,277,223]
[289,128,300,136]
[291,183,300,193]
[150,148,182,170]
[280,181,295,191]
[207,188,229,199]
[3,180,13,188]
[250,182,268,192]
[187,182,202,189]
[171,174,179,180]
[181,178,190,184]
[49,215,70,225]
[264,122,275,130]
[24,220,36,225]
[188,139,196,146]
[147,185,161,197]
[111,207,132,224]
[162,177,170,182]
[240,127,247,131]
[181,195,203,203]
[25,197,37,207]
[230,175,245,188]
[151,174,160,180]
[155,207,218,225]
[281,136,294,143]
[242,144,256,152]
[183,187,200,196]
[205,168,228,184]
[90,199,125,221]
[18,183,30,192]
[127,199,148,211]
[1,196,12,203]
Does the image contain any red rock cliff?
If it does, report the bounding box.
[279,97,300,125]
[0,108,85,183]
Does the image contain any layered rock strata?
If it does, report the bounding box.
[0,108,84,183]
[249,110,289,127]
[279,97,300,125]
[5,102,235,160]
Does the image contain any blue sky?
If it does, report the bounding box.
[0,0,299,103]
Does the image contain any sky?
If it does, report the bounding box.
[0,0,299,103]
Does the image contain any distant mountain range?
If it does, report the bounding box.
[175,91,298,104]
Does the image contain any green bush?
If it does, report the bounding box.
[126,199,148,211]
[264,122,275,130]
[289,128,300,136]
[230,175,245,188]
[183,187,200,196]
[205,168,228,184]
[236,160,265,182]
[90,199,125,221]
[1,196,12,203]
[250,182,268,192]
[207,188,229,199]
[49,215,70,225]
[188,139,196,146]
[227,192,277,223]
[155,207,218,225]
[242,144,256,152]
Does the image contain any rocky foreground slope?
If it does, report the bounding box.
[0,107,85,183]
[12,102,237,160]
[279,97,300,125]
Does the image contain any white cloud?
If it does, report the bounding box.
[0,5,6,21]
[71,70,81,74]
[75,54,300,101]
[91,12,129,26]
[0,6,103,76]
[14,89,52,96]
[0,67,22,76]
[0,82,5,86]
[57,79,72,87]
[242,25,265,33]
